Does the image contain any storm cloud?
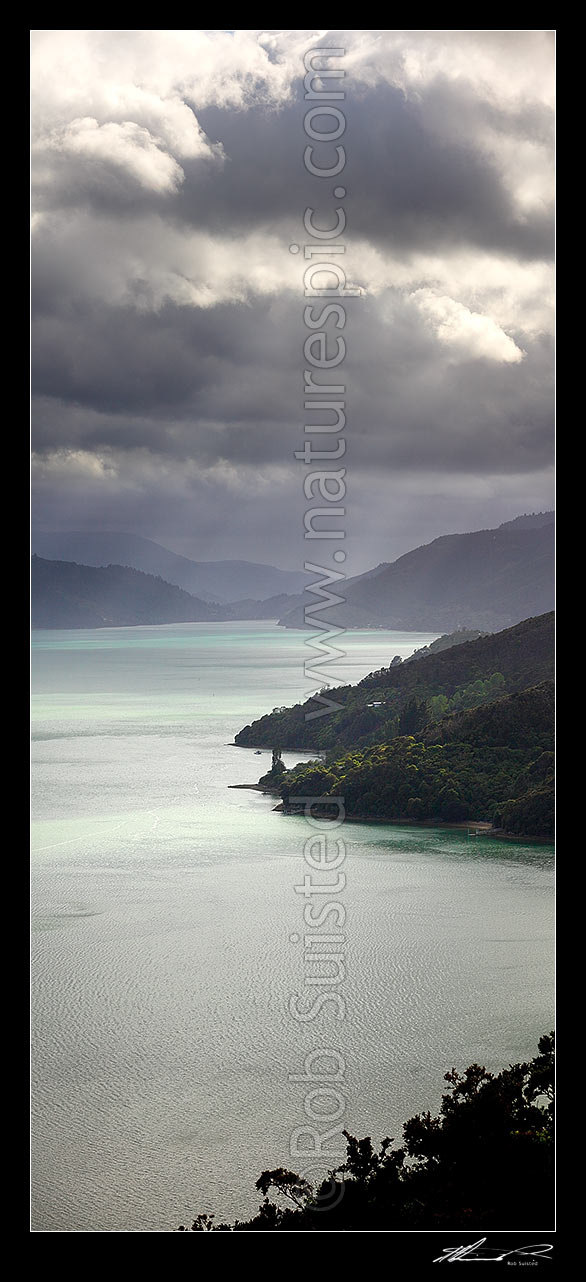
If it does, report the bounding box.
[31,30,554,572]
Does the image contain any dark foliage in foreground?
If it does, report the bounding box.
[178,1034,554,1232]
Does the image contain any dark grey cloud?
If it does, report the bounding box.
[34,82,553,260]
[31,289,552,473]
[31,30,555,570]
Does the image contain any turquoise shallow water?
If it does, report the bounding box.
[31,622,554,1232]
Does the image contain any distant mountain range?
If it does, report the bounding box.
[31,556,223,628]
[278,519,554,631]
[31,556,304,629]
[30,532,309,603]
[31,513,554,632]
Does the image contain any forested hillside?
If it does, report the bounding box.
[235,613,554,753]
[276,682,554,837]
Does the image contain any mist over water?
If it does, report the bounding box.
[31,623,554,1232]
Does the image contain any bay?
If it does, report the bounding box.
[31,622,554,1232]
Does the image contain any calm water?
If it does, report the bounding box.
[31,622,554,1232]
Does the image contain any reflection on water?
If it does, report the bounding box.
[31,623,554,1232]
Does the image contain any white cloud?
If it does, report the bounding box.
[32,211,303,308]
[31,31,227,202]
[31,204,552,380]
[412,290,525,363]
[379,29,554,107]
[31,29,554,221]
[46,117,186,194]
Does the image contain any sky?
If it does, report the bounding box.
[31,29,555,573]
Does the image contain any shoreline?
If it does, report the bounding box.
[229,782,272,792]
[228,784,553,845]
